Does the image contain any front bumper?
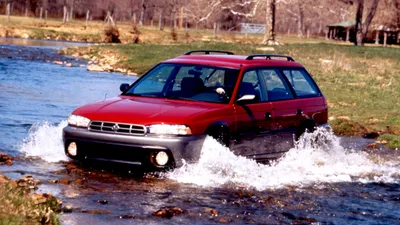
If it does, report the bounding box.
[63,126,206,168]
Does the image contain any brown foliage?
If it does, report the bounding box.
[130,23,141,44]
[171,28,178,41]
[104,25,121,43]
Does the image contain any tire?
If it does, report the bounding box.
[207,125,230,147]
[295,119,316,141]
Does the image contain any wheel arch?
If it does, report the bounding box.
[205,121,230,147]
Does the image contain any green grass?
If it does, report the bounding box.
[379,134,400,148]
[68,41,400,139]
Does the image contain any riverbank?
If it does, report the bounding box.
[0,154,61,225]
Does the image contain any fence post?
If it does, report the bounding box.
[213,22,217,38]
[7,3,11,23]
[85,10,90,26]
[383,31,388,47]
[375,30,379,44]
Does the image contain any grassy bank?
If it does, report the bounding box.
[63,42,400,145]
[0,175,60,225]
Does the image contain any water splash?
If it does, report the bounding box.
[20,121,68,162]
[167,129,400,190]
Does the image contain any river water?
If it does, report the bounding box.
[0,42,399,225]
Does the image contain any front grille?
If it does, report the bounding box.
[89,121,146,136]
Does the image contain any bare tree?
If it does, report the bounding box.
[262,0,276,43]
[139,0,145,25]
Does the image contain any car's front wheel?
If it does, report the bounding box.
[206,125,230,147]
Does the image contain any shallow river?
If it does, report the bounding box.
[0,42,399,225]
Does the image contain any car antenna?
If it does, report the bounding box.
[104,93,107,101]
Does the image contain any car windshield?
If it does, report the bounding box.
[124,63,240,104]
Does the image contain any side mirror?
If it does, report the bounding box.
[236,94,255,103]
[120,83,130,92]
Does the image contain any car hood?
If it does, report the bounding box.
[72,96,219,125]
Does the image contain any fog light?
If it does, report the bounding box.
[67,142,77,156]
[155,151,169,166]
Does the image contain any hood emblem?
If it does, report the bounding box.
[112,124,120,132]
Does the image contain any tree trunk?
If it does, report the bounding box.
[178,7,183,29]
[263,0,276,43]
[25,0,30,17]
[139,0,145,26]
[354,0,364,46]
[40,7,43,22]
[297,2,304,38]
[355,0,379,46]
[70,6,74,21]
[63,6,67,24]
[159,12,163,30]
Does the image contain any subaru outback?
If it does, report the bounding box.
[63,50,329,169]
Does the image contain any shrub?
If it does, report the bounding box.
[104,25,121,43]
[171,28,178,41]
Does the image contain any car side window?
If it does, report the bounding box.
[260,69,293,101]
[238,70,263,102]
[282,69,319,97]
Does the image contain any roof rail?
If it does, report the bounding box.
[246,54,295,61]
[184,50,235,55]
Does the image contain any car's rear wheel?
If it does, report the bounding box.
[295,119,316,141]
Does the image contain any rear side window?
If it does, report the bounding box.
[282,69,319,97]
[259,69,293,101]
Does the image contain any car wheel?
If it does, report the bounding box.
[295,119,316,141]
[207,125,230,147]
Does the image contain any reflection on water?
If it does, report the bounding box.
[0,44,399,225]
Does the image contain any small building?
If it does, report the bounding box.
[327,21,399,46]
[326,21,356,42]
[372,25,399,46]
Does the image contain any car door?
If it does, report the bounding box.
[258,68,301,153]
[231,69,275,160]
[281,68,327,130]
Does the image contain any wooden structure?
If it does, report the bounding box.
[326,21,356,42]
[327,21,399,46]
[372,25,399,47]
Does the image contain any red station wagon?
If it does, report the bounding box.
[63,50,329,169]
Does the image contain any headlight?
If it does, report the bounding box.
[148,124,192,135]
[68,115,90,128]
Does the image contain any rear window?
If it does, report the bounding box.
[282,69,320,98]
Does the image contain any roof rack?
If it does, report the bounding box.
[246,54,295,61]
[184,50,235,55]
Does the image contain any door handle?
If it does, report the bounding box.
[297,109,303,115]
[265,112,272,120]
